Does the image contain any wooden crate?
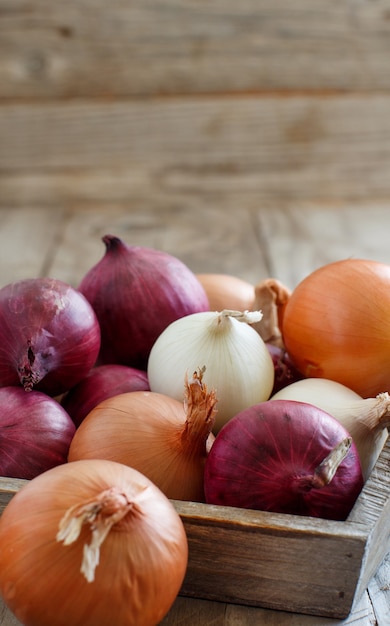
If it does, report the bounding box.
[1,435,389,620]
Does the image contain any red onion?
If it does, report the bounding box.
[78,235,210,370]
[0,278,101,396]
[266,343,304,395]
[204,399,364,520]
[61,364,150,427]
[0,386,75,479]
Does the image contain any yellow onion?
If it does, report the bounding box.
[281,258,390,397]
[68,369,217,502]
[0,459,188,626]
[196,273,255,312]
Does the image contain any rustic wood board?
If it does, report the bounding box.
[2,95,390,206]
[0,205,389,624]
[1,0,390,99]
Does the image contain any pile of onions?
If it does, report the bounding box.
[280,258,390,398]
[68,369,217,502]
[0,386,75,479]
[0,459,188,626]
[204,399,364,520]
[271,378,390,481]
[78,235,210,370]
[147,309,274,432]
[61,364,150,427]
[0,277,100,396]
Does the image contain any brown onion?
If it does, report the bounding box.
[68,370,217,502]
[0,459,188,626]
[196,273,255,311]
[281,258,390,397]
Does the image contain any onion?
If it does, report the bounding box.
[61,364,150,427]
[68,369,217,502]
[147,309,275,432]
[0,459,188,626]
[204,399,364,520]
[0,386,75,479]
[0,277,100,396]
[281,258,390,397]
[271,378,390,481]
[196,273,255,311]
[78,235,209,370]
[266,343,304,395]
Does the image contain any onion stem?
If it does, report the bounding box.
[181,368,218,455]
[56,487,136,582]
[312,437,352,488]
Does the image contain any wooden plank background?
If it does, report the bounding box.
[1,0,390,208]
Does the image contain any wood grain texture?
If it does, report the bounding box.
[2,95,390,206]
[1,0,390,99]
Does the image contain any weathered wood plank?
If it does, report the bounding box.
[255,203,390,288]
[0,207,64,287]
[1,0,390,99]
[45,205,269,287]
[1,95,390,206]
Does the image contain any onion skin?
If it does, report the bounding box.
[0,278,101,396]
[204,399,364,520]
[147,310,275,433]
[281,258,390,397]
[61,364,150,427]
[68,378,217,502]
[196,273,255,311]
[78,235,210,370]
[0,386,75,479]
[0,459,188,626]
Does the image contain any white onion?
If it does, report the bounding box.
[147,310,274,433]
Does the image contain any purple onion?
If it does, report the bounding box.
[0,386,75,479]
[204,399,364,521]
[0,278,100,396]
[61,364,150,427]
[78,235,210,370]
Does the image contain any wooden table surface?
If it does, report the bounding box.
[0,204,389,625]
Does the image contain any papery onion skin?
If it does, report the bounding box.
[281,258,390,397]
[0,278,101,396]
[0,459,188,626]
[196,273,255,312]
[78,235,210,370]
[61,364,150,427]
[0,386,75,479]
[204,399,364,520]
[147,310,275,433]
[68,383,216,502]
